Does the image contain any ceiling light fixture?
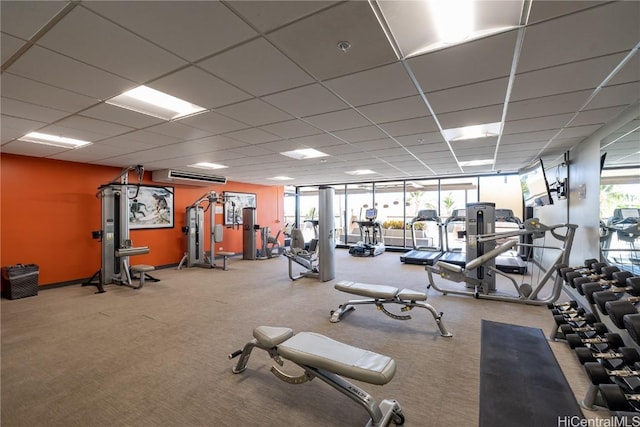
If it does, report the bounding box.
[187,162,228,170]
[459,159,493,167]
[280,148,328,160]
[443,122,502,141]
[268,176,294,181]
[18,132,92,149]
[106,85,206,121]
[431,0,474,44]
[345,169,376,175]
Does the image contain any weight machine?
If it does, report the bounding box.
[178,191,232,269]
[84,165,160,293]
[427,212,578,305]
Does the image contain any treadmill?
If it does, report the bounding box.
[400,209,443,265]
[494,209,528,274]
[438,209,467,267]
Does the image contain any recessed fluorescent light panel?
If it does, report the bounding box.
[373,0,525,58]
[268,176,293,181]
[188,162,227,170]
[280,148,328,160]
[443,122,502,141]
[106,85,206,121]
[345,169,376,176]
[459,159,493,167]
[18,132,92,149]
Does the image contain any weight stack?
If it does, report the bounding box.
[1,264,39,300]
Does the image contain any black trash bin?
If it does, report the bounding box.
[1,264,39,300]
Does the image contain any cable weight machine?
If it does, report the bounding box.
[84,165,159,293]
[178,191,235,269]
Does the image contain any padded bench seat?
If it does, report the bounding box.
[253,326,396,385]
[335,280,427,301]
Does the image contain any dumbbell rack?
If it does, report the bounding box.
[550,259,640,418]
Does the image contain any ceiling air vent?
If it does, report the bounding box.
[152,169,227,186]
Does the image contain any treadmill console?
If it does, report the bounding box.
[365,208,377,221]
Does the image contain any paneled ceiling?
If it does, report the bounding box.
[1,1,639,186]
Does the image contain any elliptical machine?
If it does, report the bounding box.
[349,208,385,257]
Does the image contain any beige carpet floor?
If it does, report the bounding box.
[2,249,600,426]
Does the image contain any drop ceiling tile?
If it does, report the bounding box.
[324,62,417,106]
[1,1,69,39]
[588,82,640,110]
[102,130,180,147]
[1,139,67,156]
[93,136,157,151]
[350,138,397,151]
[36,122,117,143]
[379,116,439,137]
[500,129,558,145]
[503,113,573,135]
[255,140,308,153]
[8,46,135,100]
[228,1,336,33]
[506,90,591,122]
[260,119,323,139]
[262,83,348,117]
[268,1,396,81]
[179,111,249,135]
[511,53,627,101]
[571,106,628,128]
[84,1,257,62]
[229,145,277,158]
[149,66,252,110]
[395,131,446,147]
[357,96,428,124]
[304,109,370,131]
[225,128,281,144]
[556,124,604,139]
[1,33,25,63]
[190,135,249,152]
[519,2,640,73]
[499,141,547,152]
[408,31,517,92]
[332,126,389,143]
[289,133,343,149]
[215,99,293,127]
[0,115,47,143]
[38,6,186,83]
[146,122,212,141]
[527,1,605,24]
[79,104,165,129]
[605,53,640,87]
[49,142,135,162]
[2,73,98,112]
[199,38,314,97]
[52,116,134,139]
[426,78,508,114]
[2,97,69,124]
[437,105,503,130]
[313,143,362,156]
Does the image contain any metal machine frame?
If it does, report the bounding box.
[84,165,159,293]
[178,191,230,270]
[427,218,578,305]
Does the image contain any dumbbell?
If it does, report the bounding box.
[574,271,640,304]
[606,294,640,329]
[599,384,640,412]
[569,266,621,295]
[575,346,639,368]
[566,332,625,350]
[553,312,598,328]
[584,359,640,390]
[624,314,640,346]
[551,306,585,317]
[589,276,640,315]
[547,300,578,310]
[555,258,599,281]
[559,322,608,339]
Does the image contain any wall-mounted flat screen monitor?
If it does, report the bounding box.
[518,159,554,207]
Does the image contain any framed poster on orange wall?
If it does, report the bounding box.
[128,185,174,229]
[224,192,256,226]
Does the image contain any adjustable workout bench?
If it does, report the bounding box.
[229,326,405,426]
[330,281,453,337]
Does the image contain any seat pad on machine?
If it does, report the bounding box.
[277,331,396,386]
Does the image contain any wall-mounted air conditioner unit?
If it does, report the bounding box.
[152,169,227,186]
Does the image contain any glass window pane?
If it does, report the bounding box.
[346,183,373,244]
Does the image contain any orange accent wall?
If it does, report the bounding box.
[0,154,284,286]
